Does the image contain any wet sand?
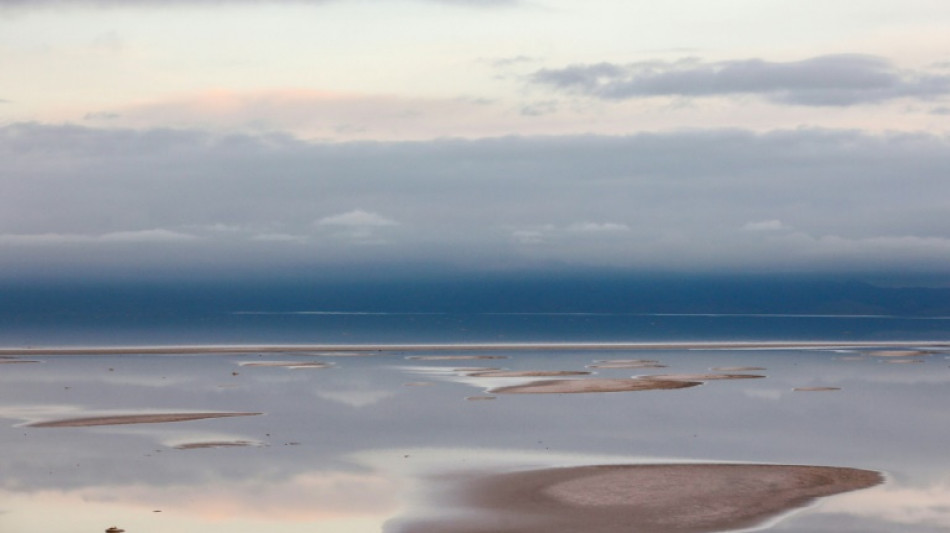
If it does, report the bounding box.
[27,412,262,428]
[640,373,766,382]
[237,361,330,368]
[400,463,882,533]
[588,360,667,369]
[491,378,701,394]
[173,440,257,450]
[407,355,510,361]
[466,370,591,378]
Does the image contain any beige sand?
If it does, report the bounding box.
[885,359,925,364]
[402,463,882,533]
[407,355,510,361]
[465,396,497,401]
[173,440,257,449]
[491,378,701,394]
[865,349,932,357]
[467,370,591,378]
[793,387,841,391]
[588,361,667,369]
[711,366,766,371]
[238,361,330,368]
[27,412,262,428]
[640,373,765,382]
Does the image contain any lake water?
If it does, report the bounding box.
[1,313,949,532]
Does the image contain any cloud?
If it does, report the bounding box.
[317,210,398,228]
[531,54,950,106]
[87,89,509,140]
[3,123,950,277]
[742,219,790,232]
[0,229,199,245]
[567,222,630,233]
[316,210,399,244]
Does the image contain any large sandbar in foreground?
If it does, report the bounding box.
[401,463,882,533]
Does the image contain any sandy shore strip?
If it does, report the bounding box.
[639,373,766,382]
[173,440,258,449]
[3,340,949,356]
[237,361,330,368]
[26,412,262,428]
[406,355,510,361]
[491,378,701,394]
[466,370,591,378]
[588,360,667,369]
[397,463,882,533]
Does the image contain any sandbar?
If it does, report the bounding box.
[400,463,882,533]
[27,412,262,428]
[588,360,667,369]
[238,361,330,368]
[711,366,766,371]
[491,378,700,394]
[793,387,841,392]
[407,355,510,361]
[174,440,257,449]
[640,373,765,382]
[864,349,932,357]
[467,370,591,378]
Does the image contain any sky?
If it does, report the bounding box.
[2,0,950,282]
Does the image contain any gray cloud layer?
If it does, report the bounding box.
[531,54,950,106]
[3,123,950,277]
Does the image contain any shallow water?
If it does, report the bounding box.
[1,342,949,532]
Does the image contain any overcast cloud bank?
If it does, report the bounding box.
[2,123,950,278]
[532,54,950,106]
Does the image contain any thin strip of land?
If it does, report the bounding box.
[1,340,948,356]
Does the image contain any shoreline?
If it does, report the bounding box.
[1,339,948,356]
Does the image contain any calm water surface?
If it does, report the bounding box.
[1,315,949,532]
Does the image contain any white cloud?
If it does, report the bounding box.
[742,219,790,232]
[316,209,399,228]
[567,222,630,233]
[0,229,199,245]
[250,232,308,243]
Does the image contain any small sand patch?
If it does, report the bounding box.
[238,361,330,368]
[398,463,882,533]
[588,361,667,369]
[406,355,510,361]
[0,359,41,364]
[465,396,497,401]
[404,382,433,387]
[793,387,841,392]
[491,378,700,394]
[865,350,931,357]
[27,412,262,428]
[467,370,591,378]
[710,366,766,372]
[885,359,925,364]
[174,440,258,450]
[640,373,765,382]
